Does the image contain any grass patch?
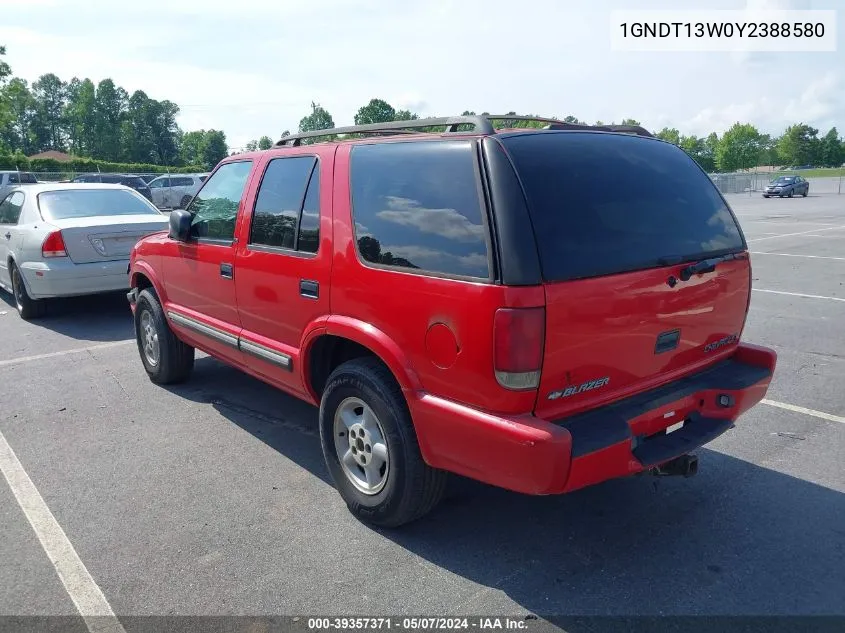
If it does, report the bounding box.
[768,168,845,179]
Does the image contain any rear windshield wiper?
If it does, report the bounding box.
[679,252,747,281]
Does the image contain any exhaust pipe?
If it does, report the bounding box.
[651,454,699,478]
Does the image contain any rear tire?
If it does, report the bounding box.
[319,357,447,528]
[10,263,46,320]
[134,288,194,384]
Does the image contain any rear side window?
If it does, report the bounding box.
[8,173,36,184]
[502,132,744,282]
[350,141,489,279]
[171,177,194,187]
[249,156,320,252]
[0,192,25,223]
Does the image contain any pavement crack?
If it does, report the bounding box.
[210,397,318,437]
[88,349,129,398]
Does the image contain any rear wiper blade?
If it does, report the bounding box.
[679,252,747,281]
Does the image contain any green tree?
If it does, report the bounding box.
[298,102,334,133]
[258,135,273,150]
[93,79,128,160]
[679,135,715,172]
[64,78,97,156]
[0,45,11,150]
[245,139,258,151]
[395,110,419,121]
[0,78,38,154]
[354,98,396,125]
[716,123,763,171]
[180,130,206,165]
[202,130,228,168]
[819,127,843,167]
[122,90,157,163]
[32,73,67,150]
[563,115,584,125]
[777,123,820,166]
[656,127,680,145]
[620,118,641,126]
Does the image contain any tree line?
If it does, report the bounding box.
[243,99,845,174]
[0,45,227,170]
[3,41,843,175]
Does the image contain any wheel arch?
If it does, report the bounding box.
[302,316,423,403]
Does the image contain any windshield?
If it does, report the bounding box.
[773,177,795,184]
[502,132,745,282]
[38,189,161,220]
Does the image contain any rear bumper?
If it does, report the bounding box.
[410,342,777,495]
[19,259,131,299]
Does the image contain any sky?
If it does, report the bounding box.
[2,0,843,151]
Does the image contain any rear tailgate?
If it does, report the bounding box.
[500,131,750,420]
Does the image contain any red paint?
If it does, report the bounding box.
[129,134,777,498]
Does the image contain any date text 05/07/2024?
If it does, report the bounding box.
[304,617,536,631]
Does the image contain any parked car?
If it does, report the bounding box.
[763,175,809,198]
[0,170,38,198]
[71,173,153,202]
[127,115,777,527]
[147,173,209,210]
[0,183,168,319]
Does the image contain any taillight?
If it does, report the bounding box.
[42,231,67,258]
[493,307,545,390]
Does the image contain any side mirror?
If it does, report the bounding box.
[169,209,192,242]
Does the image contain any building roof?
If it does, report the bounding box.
[28,150,75,162]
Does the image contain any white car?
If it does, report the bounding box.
[0,183,169,319]
[147,173,209,210]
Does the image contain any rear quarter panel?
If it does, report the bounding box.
[329,143,541,416]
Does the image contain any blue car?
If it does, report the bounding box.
[763,175,809,198]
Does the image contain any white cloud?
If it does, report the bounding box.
[376,197,484,243]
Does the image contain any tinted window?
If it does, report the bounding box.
[349,141,489,278]
[8,173,36,184]
[188,161,252,241]
[250,157,316,250]
[0,192,25,224]
[171,176,194,187]
[502,132,744,282]
[149,178,167,189]
[299,166,320,254]
[38,189,160,220]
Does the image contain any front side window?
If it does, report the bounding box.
[149,178,168,189]
[249,156,319,252]
[0,192,25,224]
[187,161,253,241]
[349,141,489,279]
[38,189,160,221]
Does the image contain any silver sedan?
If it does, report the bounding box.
[0,183,169,319]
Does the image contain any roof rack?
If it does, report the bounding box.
[274,114,653,147]
[275,116,494,147]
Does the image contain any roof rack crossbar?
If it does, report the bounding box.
[484,115,565,127]
[275,116,495,147]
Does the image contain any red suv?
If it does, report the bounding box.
[127,115,777,527]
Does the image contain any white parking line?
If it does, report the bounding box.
[0,430,126,633]
[751,252,845,261]
[762,399,845,425]
[752,289,845,302]
[0,340,134,368]
[747,224,845,243]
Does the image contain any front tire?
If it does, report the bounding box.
[319,357,447,528]
[788,189,794,198]
[10,263,46,320]
[134,288,194,384]
[803,188,808,197]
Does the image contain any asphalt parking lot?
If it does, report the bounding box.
[1,193,844,628]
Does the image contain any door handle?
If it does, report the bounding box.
[3,232,10,240]
[299,279,319,299]
[220,262,234,279]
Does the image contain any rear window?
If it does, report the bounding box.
[349,140,490,279]
[502,132,744,282]
[38,189,161,221]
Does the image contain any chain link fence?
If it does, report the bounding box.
[24,171,171,183]
[708,169,845,195]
